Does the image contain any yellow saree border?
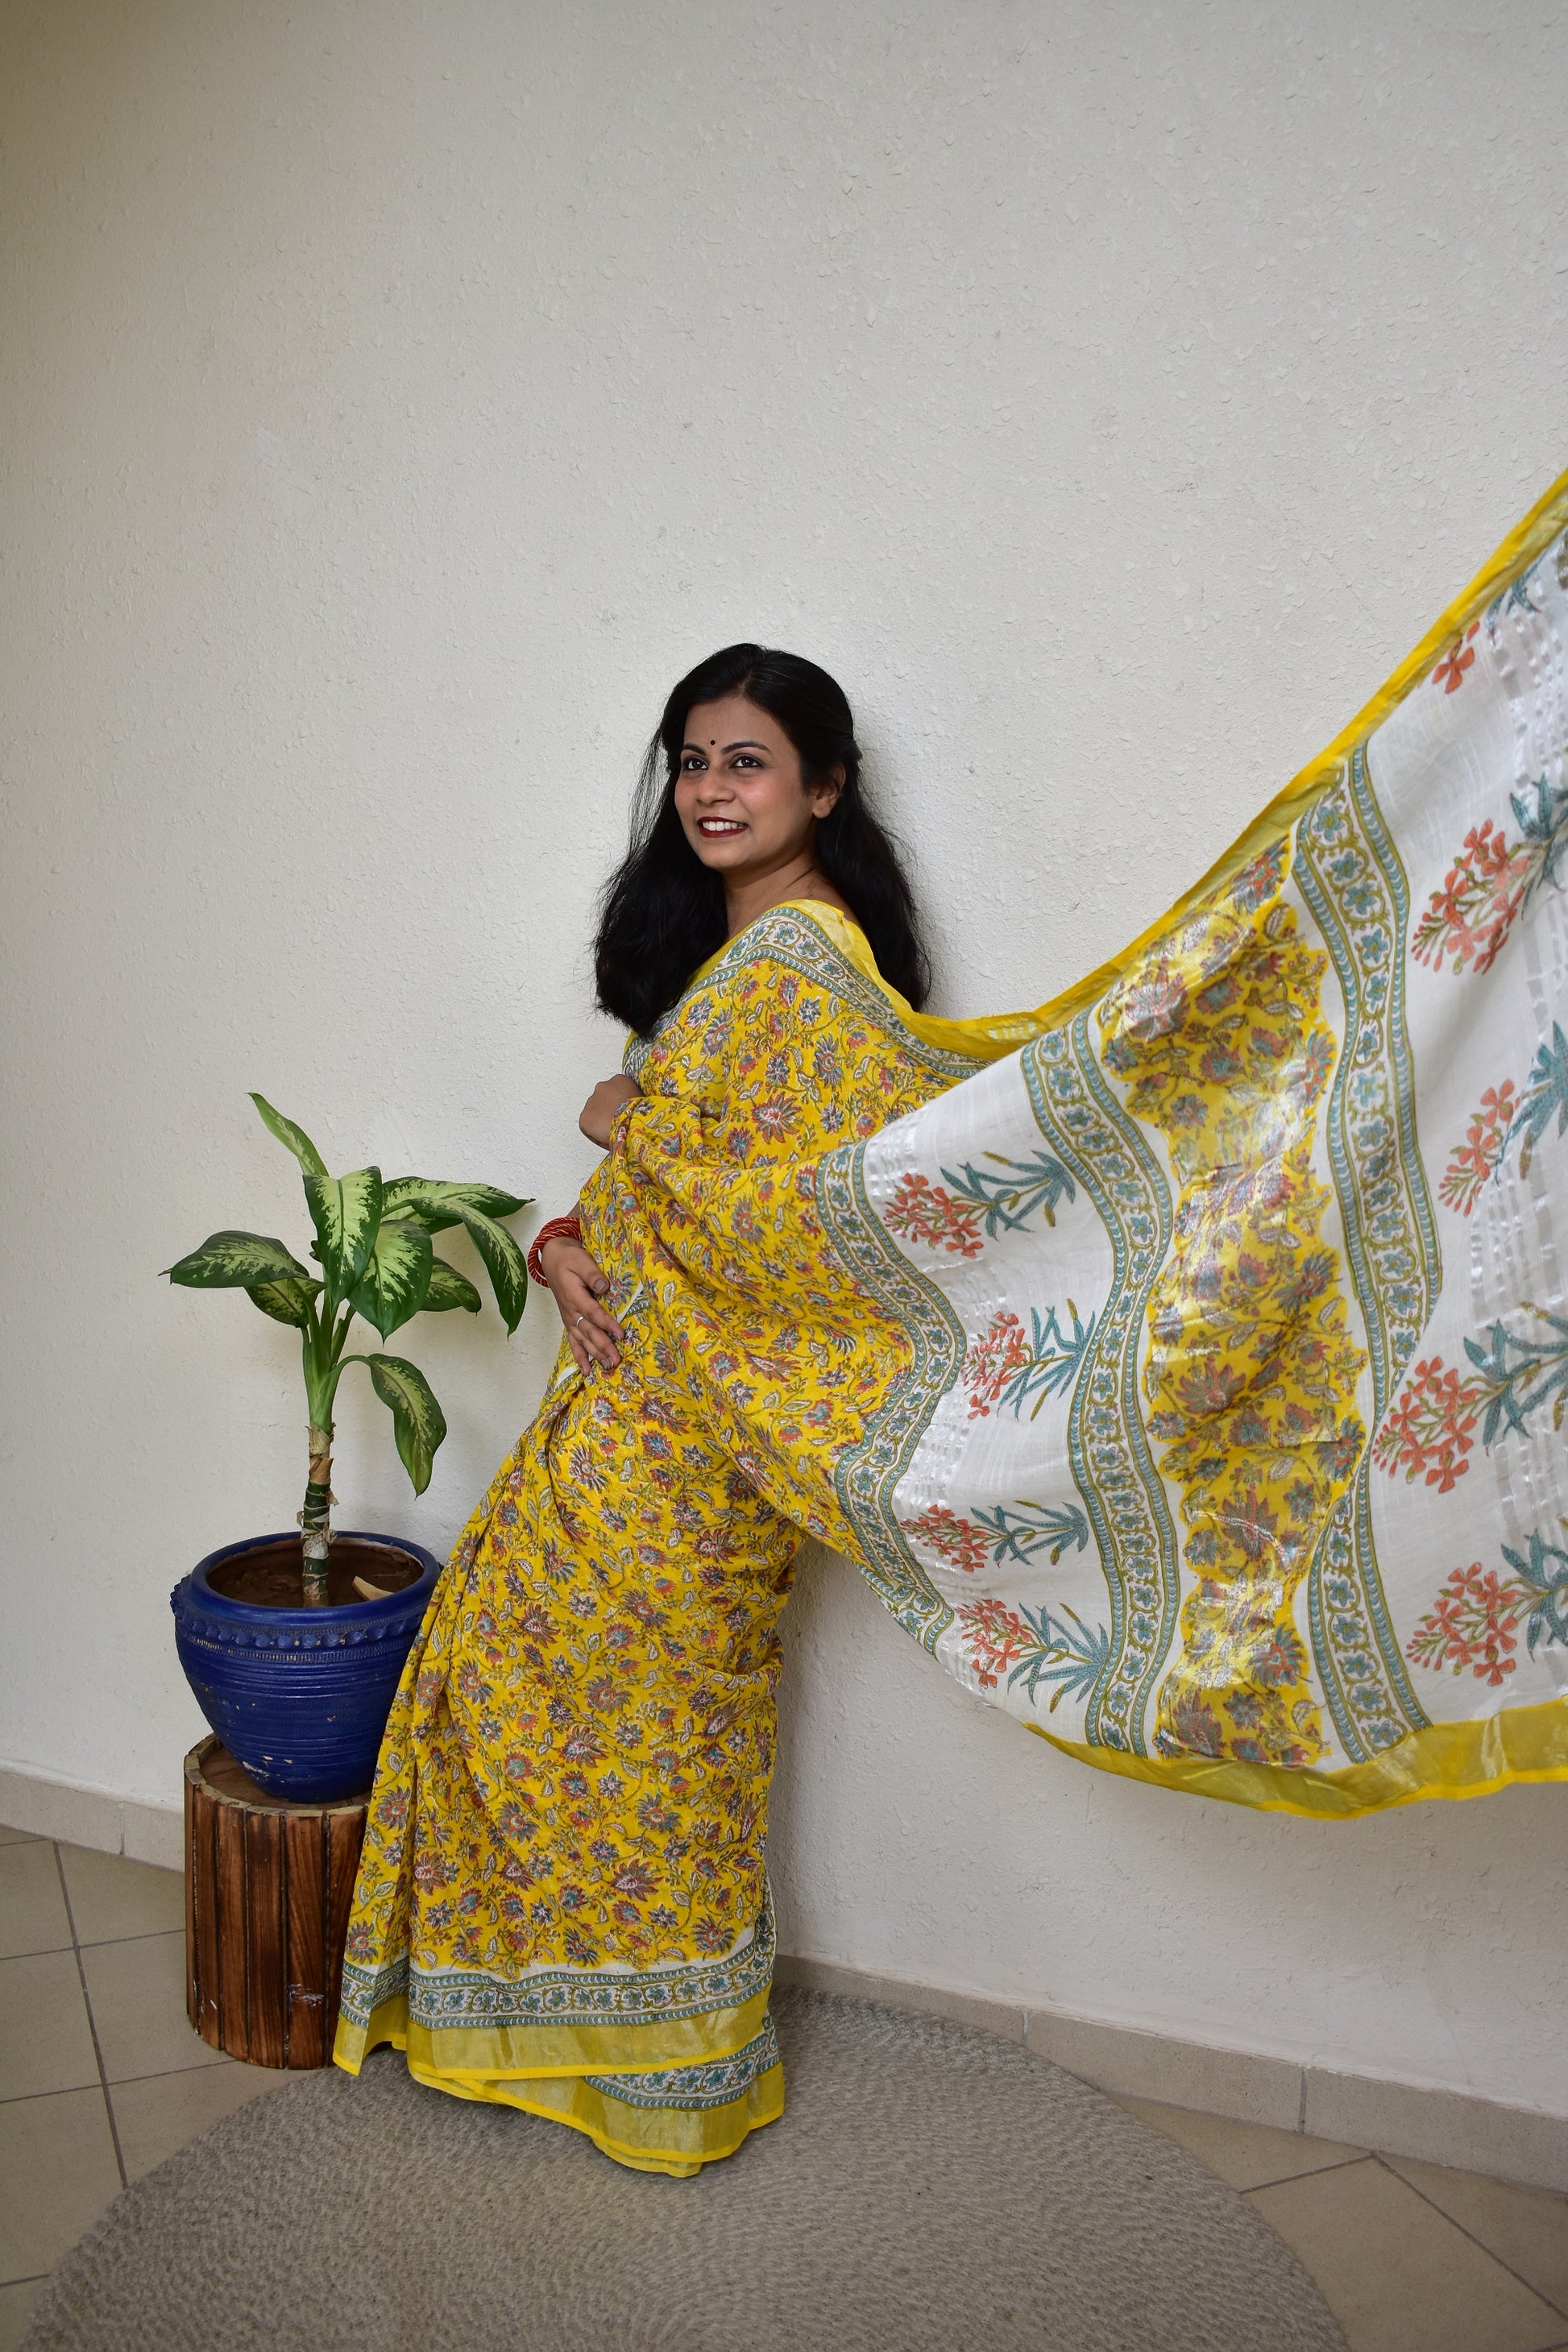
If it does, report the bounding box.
[960,458,1568,1047]
[1028,1691,1568,1819]
[402,2052,786,2179]
[334,1993,784,2178]
[708,462,1568,1062]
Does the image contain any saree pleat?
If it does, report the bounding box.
[338,467,1568,2168]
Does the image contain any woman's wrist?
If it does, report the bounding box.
[527,1214,583,1291]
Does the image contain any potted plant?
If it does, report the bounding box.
[165,1093,531,1803]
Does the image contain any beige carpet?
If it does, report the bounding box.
[23,1989,1346,2352]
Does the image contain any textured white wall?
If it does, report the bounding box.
[3,0,1566,2112]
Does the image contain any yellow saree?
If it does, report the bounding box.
[332,921,1010,2172]
[337,468,1568,2173]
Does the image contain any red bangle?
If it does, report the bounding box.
[527,1215,583,1291]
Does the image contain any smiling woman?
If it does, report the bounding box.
[334,486,1568,2181]
[334,643,970,2173]
[593,644,930,1039]
[338,639,973,2163]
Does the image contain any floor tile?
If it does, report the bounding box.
[1384,2153,1568,2317]
[1116,2095,1367,2189]
[112,2058,292,2181]
[0,1948,99,2101]
[0,1844,73,1960]
[80,1930,224,2084]
[1248,2156,1566,2352]
[0,2279,46,2352]
[0,2086,121,2282]
[0,1827,40,1848]
[60,1844,184,1946]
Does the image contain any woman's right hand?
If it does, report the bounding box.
[541,1235,624,1372]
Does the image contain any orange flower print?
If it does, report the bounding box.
[1439,1081,1519,1215]
[960,1311,1031,1418]
[901,1504,993,1575]
[1406,1562,1527,1686]
[956,1596,1030,1689]
[1371,1356,1483,1493]
[884,1171,983,1258]
[1431,621,1479,693]
[1412,820,1529,975]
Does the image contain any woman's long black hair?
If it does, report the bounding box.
[594,644,931,1035]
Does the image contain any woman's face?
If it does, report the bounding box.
[674,695,840,879]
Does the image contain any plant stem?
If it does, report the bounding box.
[298,1304,349,1608]
[301,1423,334,1605]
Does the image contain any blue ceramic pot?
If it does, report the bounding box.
[171,1530,442,1802]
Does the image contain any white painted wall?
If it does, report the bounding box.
[3,0,1566,2115]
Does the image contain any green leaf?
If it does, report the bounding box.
[376,1180,530,1333]
[355,1353,447,1495]
[421,1256,481,1314]
[451,1205,529,1334]
[249,1094,328,1178]
[348,1218,433,1342]
[304,1166,383,1302]
[246,1276,323,1328]
[164,1231,313,1288]
[380,1178,531,1234]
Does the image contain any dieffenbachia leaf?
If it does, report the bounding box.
[249,1093,328,1178]
[380,1178,530,1234]
[347,1218,433,1342]
[421,1256,481,1314]
[304,1166,383,1304]
[164,1231,313,1288]
[451,1205,529,1335]
[351,1353,447,1495]
[247,1276,323,1329]
[379,1179,531,1334]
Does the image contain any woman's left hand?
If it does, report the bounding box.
[579,1073,642,1148]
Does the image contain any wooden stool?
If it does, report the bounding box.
[184,1736,370,2069]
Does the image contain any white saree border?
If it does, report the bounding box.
[823,465,1568,1817]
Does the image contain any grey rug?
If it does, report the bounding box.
[25,1989,1346,2352]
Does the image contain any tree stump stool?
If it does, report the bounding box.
[184,1736,370,2068]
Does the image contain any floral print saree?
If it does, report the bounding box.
[337,469,1568,2174]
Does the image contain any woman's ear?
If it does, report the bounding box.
[809,764,845,817]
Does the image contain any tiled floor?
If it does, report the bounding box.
[2,1820,1565,2352]
[0,1823,290,2349]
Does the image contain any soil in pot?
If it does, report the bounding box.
[205,1534,425,1609]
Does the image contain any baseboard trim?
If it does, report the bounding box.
[0,1762,184,1872]
[774,1952,1568,2194]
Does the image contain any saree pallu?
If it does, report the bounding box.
[338,468,1568,2171]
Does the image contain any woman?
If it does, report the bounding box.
[337,491,1568,2174]
[334,644,1010,2175]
